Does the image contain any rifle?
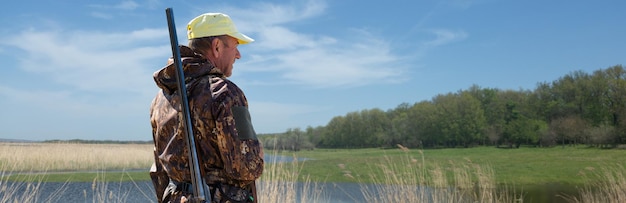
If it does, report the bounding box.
[165,8,211,203]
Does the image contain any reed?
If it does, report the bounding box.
[354,145,521,203]
[257,151,325,202]
[0,142,153,172]
[87,170,155,203]
[562,165,626,203]
[0,142,154,202]
[0,162,68,202]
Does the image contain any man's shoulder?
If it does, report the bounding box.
[211,77,244,93]
[209,77,247,105]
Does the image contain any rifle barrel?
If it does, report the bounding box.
[165,7,211,203]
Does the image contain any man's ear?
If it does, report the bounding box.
[207,39,220,58]
[210,37,221,57]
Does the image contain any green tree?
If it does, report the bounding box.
[432,92,486,147]
[386,103,411,148]
[305,125,324,148]
[498,90,535,147]
[319,116,347,148]
[408,101,438,147]
[601,65,626,142]
[467,85,506,145]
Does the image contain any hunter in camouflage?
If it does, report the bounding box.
[150,13,263,203]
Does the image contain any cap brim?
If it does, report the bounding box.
[229,32,254,44]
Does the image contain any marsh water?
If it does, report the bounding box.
[1,180,580,203]
[2,181,364,203]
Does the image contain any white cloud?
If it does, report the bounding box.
[218,0,409,88]
[402,28,468,61]
[227,0,326,28]
[424,29,468,47]
[89,0,139,10]
[272,34,405,88]
[0,0,452,139]
[1,28,168,93]
[90,12,113,19]
[115,0,139,10]
[255,26,319,51]
[88,0,142,19]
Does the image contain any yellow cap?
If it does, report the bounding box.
[187,13,254,44]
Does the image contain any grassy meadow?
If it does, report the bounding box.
[283,146,626,185]
[0,142,625,202]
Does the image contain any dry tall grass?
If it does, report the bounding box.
[355,145,521,203]
[257,153,325,203]
[563,165,626,203]
[88,170,156,203]
[0,162,68,202]
[0,142,153,172]
[0,142,154,202]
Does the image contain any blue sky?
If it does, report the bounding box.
[0,0,624,141]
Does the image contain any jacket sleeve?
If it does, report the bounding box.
[212,92,264,182]
[149,94,170,203]
[150,153,169,202]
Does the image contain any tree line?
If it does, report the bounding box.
[260,65,626,150]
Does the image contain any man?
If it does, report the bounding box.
[150,13,264,203]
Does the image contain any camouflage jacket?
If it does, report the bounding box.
[149,46,263,202]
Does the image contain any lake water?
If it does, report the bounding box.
[0,181,365,203]
[1,180,580,203]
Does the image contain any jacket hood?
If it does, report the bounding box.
[153,45,223,94]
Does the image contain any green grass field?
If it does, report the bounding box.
[276,146,626,185]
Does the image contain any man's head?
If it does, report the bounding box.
[187,13,253,77]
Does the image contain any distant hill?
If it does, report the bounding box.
[42,139,152,144]
[0,138,152,144]
[0,138,39,143]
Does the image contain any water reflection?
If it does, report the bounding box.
[264,154,310,163]
[514,183,579,203]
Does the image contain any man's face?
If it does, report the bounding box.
[216,36,241,77]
